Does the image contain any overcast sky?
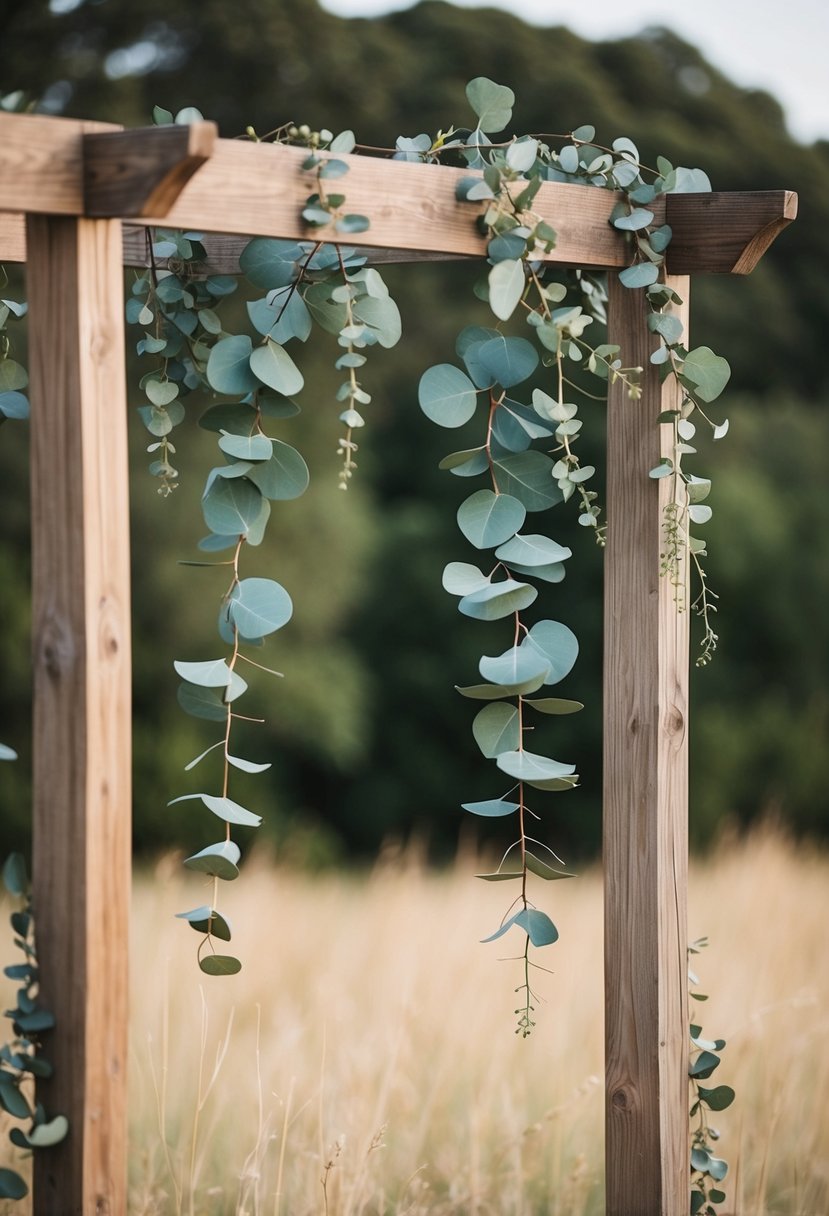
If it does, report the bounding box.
[319,0,829,144]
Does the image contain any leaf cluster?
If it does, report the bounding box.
[0,854,68,1201]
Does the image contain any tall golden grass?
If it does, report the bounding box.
[2,827,827,1214]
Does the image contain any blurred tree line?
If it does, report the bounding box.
[1,0,827,862]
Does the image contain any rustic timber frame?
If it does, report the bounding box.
[0,112,796,1215]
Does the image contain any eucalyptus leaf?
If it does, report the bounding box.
[495,749,576,786]
[199,954,242,976]
[514,907,559,946]
[461,797,520,817]
[521,620,579,685]
[479,645,549,687]
[249,339,305,396]
[177,682,228,722]
[476,335,538,388]
[418,364,479,427]
[472,703,520,758]
[442,562,491,597]
[466,77,514,133]
[524,698,584,715]
[495,533,571,567]
[458,579,537,621]
[206,335,258,395]
[228,577,293,639]
[457,490,526,550]
[24,1115,69,1148]
[493,453,562,512]
[488,259,526,322]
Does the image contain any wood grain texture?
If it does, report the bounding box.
[604,275,690,1216]
[27,216,131,1216]
[0,113,117,216]
[666,190,797,274]
[84,121,217,217]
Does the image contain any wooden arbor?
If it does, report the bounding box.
[0,113,795,1215]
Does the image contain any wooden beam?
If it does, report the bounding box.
[0,115,796,272]
[666,189,797,274]
[27,215,131,1215]
[0,113,117,217]
[84,121,217,218]
[603,274,690,1216]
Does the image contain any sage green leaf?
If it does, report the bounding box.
[514,907,559,946]
[442,562,491,597]
[619,263,660,288]
[2,853,26,896]
[479,645,549,687]
[186,909,232,941]
[199,402,258,435]
[461,797,519,817]
[521,620,579,685]
[184,840,242,881]
[14,1010,55,1033]
[173,658,233,688]
[177,682,228,722]
[689,1050,721,1079]
[199,954,242,976]
[229,577,293,638]
[476,870,522,881]
[648,312,684,344]
[613,208,654,231]
[0,390,29,420]
[505,136,538,173]
[495,533,571,567]
[0,1079,31,1119]
[248,290,312,344]
[477,335,538,388]
[145,378,179,406]
[0,1169,27,1200]
[175,904,213,922]
[456,675,547,699]
[697,1084,735,1111]
[499,560,565,584]
[0,744,17,761]
[488,259,525,322]
[682,346,731,402]
[493,452,562,512]
[227,753,272,773]
[448,450,490,477]
[23,1115,69,1148]
[496,749,577,787]
[466,77,514,133]
[458,579,537,621]
[218,431,273,461]
[525,854,576,880]
[457,489,526,549]
[170,793,263,827]
[239,237,306,289]
[438,446,485,470]
[352,295,402,348]
[472,703,519,758]
[249,338,304,395]
[336,214,370,234]
[246,440,310,500]
[524,697,584,715]
[0,360,27,392]
[206,335,258,395]
[418,364,478,427]
[202,477,266,538]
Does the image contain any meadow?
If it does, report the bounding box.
[3,827,828,1214]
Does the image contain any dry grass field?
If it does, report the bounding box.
[2,827,828,1214]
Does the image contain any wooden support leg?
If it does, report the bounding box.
[604,275,690,1215]
[27,216,131,1216]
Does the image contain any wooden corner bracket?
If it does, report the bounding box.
[666,189,798,275]
[83,121,217,219]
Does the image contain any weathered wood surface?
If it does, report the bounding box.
[666,189,798,274]
[603,274,690,1216]
[27,215,131,1216]
[0,113,116,217]
[84,120,217,217]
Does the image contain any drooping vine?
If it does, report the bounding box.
[688,938,734,1214]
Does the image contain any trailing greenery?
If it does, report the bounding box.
[0,849,68,1201]
[689,938,734,1215]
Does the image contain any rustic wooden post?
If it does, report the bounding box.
[604,274,691,1214]
[26,215,131,1216]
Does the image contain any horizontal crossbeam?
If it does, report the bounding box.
[0,113,796,274]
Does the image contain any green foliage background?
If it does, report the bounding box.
[1,0,827,859]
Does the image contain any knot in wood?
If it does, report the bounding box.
[37,613,76,679]
[611,1087,630,1110]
